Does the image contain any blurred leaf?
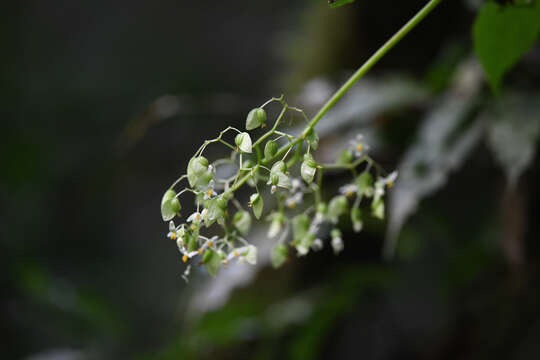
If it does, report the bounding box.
[473,1,540,92]
[486,92,540,185]
[328,0,355,8]
[386,93,484,258]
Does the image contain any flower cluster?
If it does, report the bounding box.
[160,96,397,280]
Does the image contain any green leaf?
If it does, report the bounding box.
[328,0,355,9]
[202,249,221,277]
[485,92,540,185]
[249,193,263,219]
[161,189,180,221]
[473,1,540,92]
[271,244,288,269]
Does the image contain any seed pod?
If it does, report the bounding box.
[246,107,267,130]
[264,140,278,160]
[338,149,353,164]
[271,244,288,269]
[301,153,317,184]
[235,132,253,153]
[249,193,263,219]
[161,189,181,221]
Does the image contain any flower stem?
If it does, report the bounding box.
[226,0,442,196]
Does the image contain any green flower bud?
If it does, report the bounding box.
[232,210,252,236]
[246,107,267,130]
[292,214,310,244]
[186,231,198,252]
[338,149,354,165]
[243,159,255,169]
[306,128,319,150]
[301,153,317,184]
[327,195,348,223]
[355,171,374,197]
[316,202,327,215]
[202,249,220,277]
[264,140,278,160]
[270,160,291,189]
[271,244,288,269]
[271,160,287,173]
[217,197,228,211]
[371,197,385,220]
[161,189,181,221]
[270,173,279,186]
[249,193,263,219]
[235,132,253,153]
[351,207,363,232]
[267,212,284,238]
[331,228,342,239]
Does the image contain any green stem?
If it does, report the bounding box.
[225,0,442,195]
[267,0,443,163]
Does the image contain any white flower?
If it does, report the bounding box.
[353,220,363,233]
[331,237,344,255]
[339,184,358,198]
[349,134,370,158]
[236,245,257,265]
[308,212,324,234]
[296,245,309,256]
[285,192,303,209]
[175,235,185,249]
[187,211,202,223]
[311,238,323,251]
[382,171,398,188]
[291,178,303,192]
[202,180,218,199]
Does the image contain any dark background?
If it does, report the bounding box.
[3,1,540,359]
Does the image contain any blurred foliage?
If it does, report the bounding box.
[473,0,540,92]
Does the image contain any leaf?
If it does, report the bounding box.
[473,1,540,92]
[328,0,355,9]
[386,92,485,259]
[486,92,540,186]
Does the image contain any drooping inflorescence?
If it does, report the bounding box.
[160,95,397,280]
